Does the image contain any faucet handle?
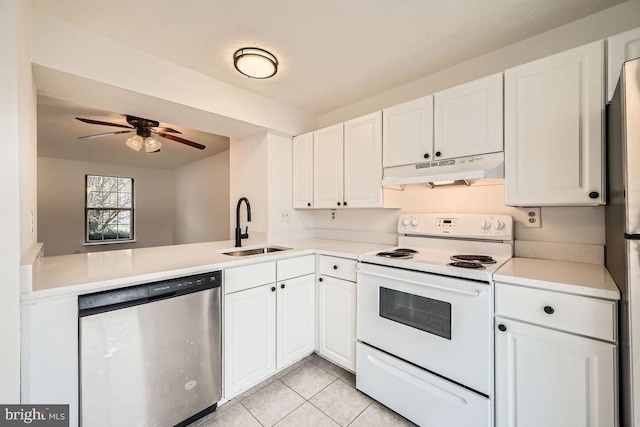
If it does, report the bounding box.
[241,226,249,239]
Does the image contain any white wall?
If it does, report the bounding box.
[314,184,605,245]
[38,157,176,256]
[0,0,31,403]
[175,151,230,244]
[229,133,269,243]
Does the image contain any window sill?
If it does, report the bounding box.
[83,240,137,247]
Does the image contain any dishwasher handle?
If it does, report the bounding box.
[79,270,222,317]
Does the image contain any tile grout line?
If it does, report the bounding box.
[306,376,359,427]
[345,401,374,427]
[239,400,266,427]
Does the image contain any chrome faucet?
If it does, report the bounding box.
[235,197,252,247]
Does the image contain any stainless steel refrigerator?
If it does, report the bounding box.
[606,56,640,427]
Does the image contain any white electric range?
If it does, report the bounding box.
[356,213,514,427]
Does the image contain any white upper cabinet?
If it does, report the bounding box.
[292,132,314,209]
[607,27,640,101]
[434,73,503,159]
[344,111,383,208]
[504,40,604,206]
[383,96,434,167]
[313,123,344,209]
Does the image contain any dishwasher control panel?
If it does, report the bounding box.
[79,270,222,316]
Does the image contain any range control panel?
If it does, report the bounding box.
[398,213,513,241]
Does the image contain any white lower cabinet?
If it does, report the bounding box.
[495,280,617,427]
[224,283,277,396]
[317,274,356,371]
[224,257,315,398]
[495,318,616,427]
[276,274,315,369]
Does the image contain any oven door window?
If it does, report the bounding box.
[379,287,452,340]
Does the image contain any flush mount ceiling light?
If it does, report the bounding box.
[234,47,278,79]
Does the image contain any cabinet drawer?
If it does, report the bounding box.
[277,255,315,281]
[225,262,276,294]
[495,283,616,342]
[318,255,357,282]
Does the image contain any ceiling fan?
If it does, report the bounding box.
[76,115,206,152]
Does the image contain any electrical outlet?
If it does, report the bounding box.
[523,207,541,228]
[331,210,336,221]
[280,211,290,222]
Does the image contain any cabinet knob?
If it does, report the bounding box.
[333,265,338,270]
[280,283,285,289]
[543,306,555,314]
[498,324,507,332]
[435,151,441,157]
[307,202,311,207]
[337,202,341,206]
[271,286,276,292]
[423,153,430,159]
[344,201,348,206]
[589,191,600,199]
[319,277,323,282]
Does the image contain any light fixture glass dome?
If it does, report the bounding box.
[234,47,278,79]
[144,136,162,153]
[126,135,143,151]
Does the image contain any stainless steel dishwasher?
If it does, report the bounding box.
[79,271,222,427]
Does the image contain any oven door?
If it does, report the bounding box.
[357,262,492,395]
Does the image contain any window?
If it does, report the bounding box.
[85,175,134,243]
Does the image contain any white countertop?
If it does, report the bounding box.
[494,257,620,300]
[27,239,390,302]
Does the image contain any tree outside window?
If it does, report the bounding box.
[85,175,134,242]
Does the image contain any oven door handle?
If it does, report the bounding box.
[358,270,484,297]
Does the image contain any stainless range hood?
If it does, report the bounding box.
[382,152,504,187]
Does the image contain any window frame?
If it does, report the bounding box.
[84,174,135,244]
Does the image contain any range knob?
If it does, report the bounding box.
[401,218,411,227]
[411,218,420,227]
[480,219,491,230]
[493,219,505,230]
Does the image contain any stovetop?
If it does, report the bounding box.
[360,213,514,282]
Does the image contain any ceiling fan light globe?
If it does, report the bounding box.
[125,135,143,151]
[144,137,162,153]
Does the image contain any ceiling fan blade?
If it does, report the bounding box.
[76,117,134,129]
[153,127,182,134]
[155,132,206,150]
[78,130,134,139]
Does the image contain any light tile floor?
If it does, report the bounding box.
[191,353,417,427]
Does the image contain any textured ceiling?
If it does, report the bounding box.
[38,96,230,169]
[33,0,624,115]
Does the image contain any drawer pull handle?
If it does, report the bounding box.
[498,324,507,332]
[544,306,555,314]
[333,265,338,270]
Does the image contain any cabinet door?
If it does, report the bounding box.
[382,95,434,167]
[607,26,640,101]
[224,284,276,397]
[344,111,383,208]
[495,318,616,427]
[317,275,356,371]
[505,41,604,206]
[276,274,315,369]
[434,73,503,159]
[314,123,344,209]
[292,132,314,208]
